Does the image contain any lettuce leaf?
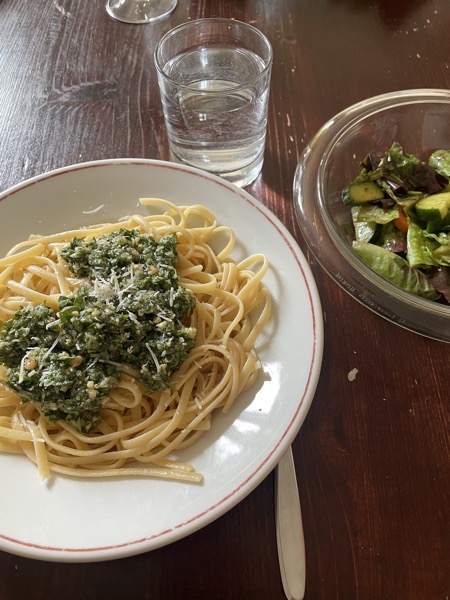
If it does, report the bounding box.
[407,222,450,267]
[352,204,399,225]
[379,222,407,254]
[429,149,450,179]
[361,142,448,200]
[352,241,440,301]
[406,221,440,268]
[427,267,450,303]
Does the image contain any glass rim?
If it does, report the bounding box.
[316,90,450,316]
[154,17,273,93]
[294,88,450,338]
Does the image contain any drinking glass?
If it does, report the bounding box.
[154,19,273,187]
[106,0,177,24]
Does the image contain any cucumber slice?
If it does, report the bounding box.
[342,181,385,205]
[415,192,450,223]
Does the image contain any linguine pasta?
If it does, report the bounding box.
[0,199,271,483]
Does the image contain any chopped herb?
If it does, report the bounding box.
[0,230,196,432]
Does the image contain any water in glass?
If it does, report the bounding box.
[160,46,270,187]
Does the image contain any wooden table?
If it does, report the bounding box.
[0,1,449,598]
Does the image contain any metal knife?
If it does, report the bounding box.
[275,446,306,600]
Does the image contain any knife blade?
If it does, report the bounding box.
[275,446,306,600]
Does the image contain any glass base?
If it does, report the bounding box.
[106,0,177,24]
[169,148,264,188]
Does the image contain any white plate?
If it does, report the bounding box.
[0,159,323,562]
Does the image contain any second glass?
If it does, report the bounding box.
[154,19,273,187]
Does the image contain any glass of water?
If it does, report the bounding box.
[154,19,273,187]
[106,0,177,24]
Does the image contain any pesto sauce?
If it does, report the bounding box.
[0,230,196,433]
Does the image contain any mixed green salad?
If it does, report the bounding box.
[0,229,196,433]
[342,142,450,303]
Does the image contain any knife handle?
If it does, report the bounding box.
[275,446,306,600]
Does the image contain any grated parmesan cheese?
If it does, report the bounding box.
[82,204,104,215]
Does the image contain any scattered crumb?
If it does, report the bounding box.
[54,1,71,17]
[347,368,359,382]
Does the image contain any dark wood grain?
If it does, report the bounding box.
[0,0,449,599]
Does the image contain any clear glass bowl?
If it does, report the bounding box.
[294,88,450,342]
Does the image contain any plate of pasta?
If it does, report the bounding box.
[0,159,323,562]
